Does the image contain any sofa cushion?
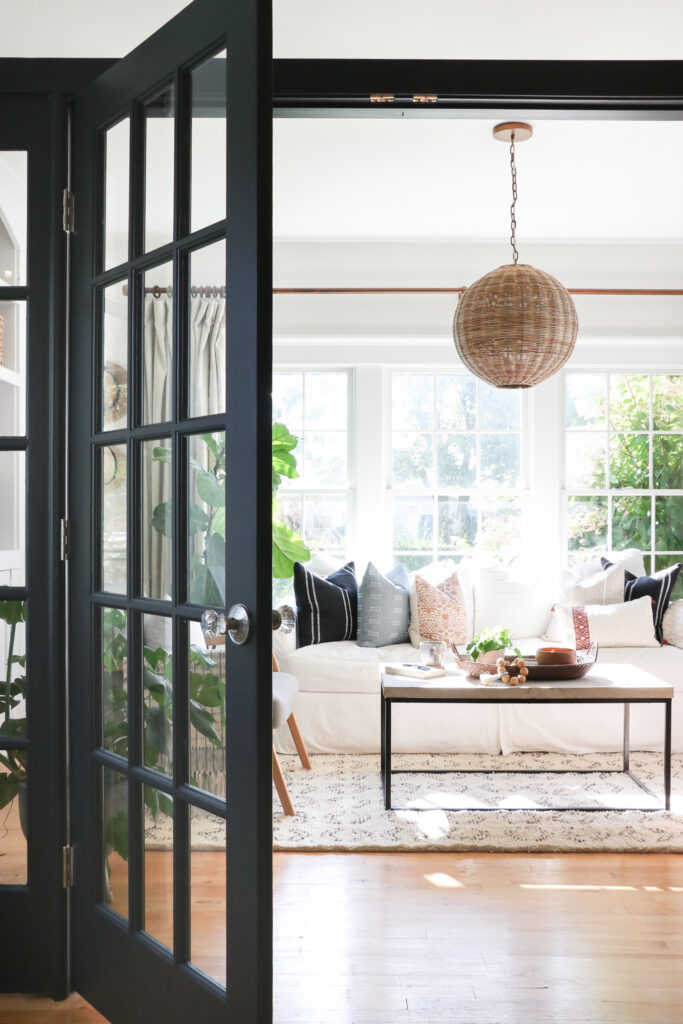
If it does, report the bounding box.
[473,566,554,639]
[569,562,624,606]
[276,639,418,695]
[663,599,683,649]
[294,560,358,647]
[560,548,647,598]
[357,562,410,648]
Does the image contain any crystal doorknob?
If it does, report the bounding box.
[201,604,252,646]
[272,604,296,634]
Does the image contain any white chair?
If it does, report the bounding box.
[272,653,311,816]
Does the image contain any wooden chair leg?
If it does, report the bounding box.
[272,747,295,816]
[287,713,312,770]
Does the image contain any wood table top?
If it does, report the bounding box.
[381,663,674,701]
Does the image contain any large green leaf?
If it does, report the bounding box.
[189,701,221,747]
[0,773,19,810]
[196,470,225,508]
[144,706,172,756]
[272,520,310,579]
[152,500,172,537]
[105,809,129,861]
[211,506,226,537]
[189,563,224,607]
[0,601,26,626]
[188,501,210,536]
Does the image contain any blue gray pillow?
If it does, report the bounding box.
[357,562,410,648]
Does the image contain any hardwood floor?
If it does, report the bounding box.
[1,852,682,1023]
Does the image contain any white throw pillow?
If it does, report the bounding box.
[663,599,683,650]
[568,563,625,606]
[552,596,658,649]
[472,565,554,639]
[560,548,647,598]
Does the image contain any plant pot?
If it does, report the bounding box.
[477,649,504,665]
[18,780,28,840]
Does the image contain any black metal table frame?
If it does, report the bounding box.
[380,691,672,813]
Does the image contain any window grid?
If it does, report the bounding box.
[272,369,353,561]
[564,371,683,579]
[389,370,526,569]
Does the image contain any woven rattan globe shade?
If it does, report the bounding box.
[453,264,578,389]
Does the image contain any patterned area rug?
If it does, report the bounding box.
[272,752,683,853]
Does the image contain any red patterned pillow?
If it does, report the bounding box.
[415,570,467,645]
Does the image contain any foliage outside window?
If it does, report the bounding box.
[390,372,524,571]
[565,372,683,597]
[272,370,351,599]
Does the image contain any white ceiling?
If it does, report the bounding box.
[0,0,682,58]
[274,118,683,242]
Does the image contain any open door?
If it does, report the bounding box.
[69,2,273,1021]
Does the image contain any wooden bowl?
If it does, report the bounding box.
[536,647,577,666]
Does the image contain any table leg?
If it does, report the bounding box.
[385,699,392,811]
[623,702,630,772]
[665,699,672,812]
[380,689,385,777]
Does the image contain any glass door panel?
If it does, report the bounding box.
[190,49,227,232]
[188,242,226,418]
[143,262,174,425]
[144,85,175,254]
[103,118,130,271]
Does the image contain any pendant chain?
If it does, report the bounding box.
[509,134,519,265]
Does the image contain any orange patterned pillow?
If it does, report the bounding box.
[415,570,467,644]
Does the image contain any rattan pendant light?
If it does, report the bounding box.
[453,122,578,389]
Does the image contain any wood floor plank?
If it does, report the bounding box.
[1,851,682,1023]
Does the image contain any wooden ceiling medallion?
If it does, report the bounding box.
[453,122,578,389]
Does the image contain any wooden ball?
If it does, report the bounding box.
[501,673,510,683]
[509,676,519,685]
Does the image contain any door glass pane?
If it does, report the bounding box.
[0,151,27,286]
[101,607,128,759]
[102,766,129,921]
[188,621,225,797]
[188,241,226,418]
[145,85,175,253]
[0,599,26,740]
[143,439,172,600]
[0,451,25,587]
[190,805,226,987]
[143,615,173,776]
[191,50,227,232]
[188,432,225,606]
[101,443,127,594]
[103,119,130,271]
[0,753,27,884]
[0,301,26,435]
[101,283,128,431]
[143,785,173,950]
[143,262,173,425]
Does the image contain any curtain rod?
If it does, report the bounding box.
[124,285,683,297]
[273,287,683,296]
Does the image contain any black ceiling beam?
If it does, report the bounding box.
[272,59,683,111]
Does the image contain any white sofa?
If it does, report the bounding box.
[273,559,683,756]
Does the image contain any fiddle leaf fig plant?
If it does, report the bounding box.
[0,600,27,815]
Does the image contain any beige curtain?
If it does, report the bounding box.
[142,295,226,601]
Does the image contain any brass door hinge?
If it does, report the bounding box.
[370,94,395,103]
[62,188,75,233]
[60,519,72,561]
[412,94,438,103]
[62,844,74,887]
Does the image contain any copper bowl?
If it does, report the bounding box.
[536,647,577,666]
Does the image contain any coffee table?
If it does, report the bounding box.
[380,665,673,812]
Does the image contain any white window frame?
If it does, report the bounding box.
[561,367,683,572]
[272,365,356,561]
[384,367,532,570]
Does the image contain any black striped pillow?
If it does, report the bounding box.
[293,561,358,648]
[602,558,681,642]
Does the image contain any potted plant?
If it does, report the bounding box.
[465,627,521,665]
[0,600,27,835]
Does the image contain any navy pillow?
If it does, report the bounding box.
[602,558,681,642]
[293,561,358,648]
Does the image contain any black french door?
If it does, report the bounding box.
[69,2,273,1021]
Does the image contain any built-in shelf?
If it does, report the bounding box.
[0,364,20,387]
